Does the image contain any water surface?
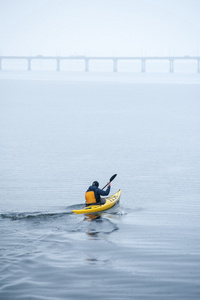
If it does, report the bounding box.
[0,73,200,299]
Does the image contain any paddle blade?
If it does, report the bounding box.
[110,174,117,182]
[102,174,117,190]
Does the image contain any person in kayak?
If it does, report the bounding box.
[85,181,111,205]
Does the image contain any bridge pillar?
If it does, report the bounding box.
[169,59,174,73]
[197,59,200,73]
[113,59,118,72]
[28,58,31,71]
[56,58,60,71]
[141,59,146,73]
[85,59,89,72]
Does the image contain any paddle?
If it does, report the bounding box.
[102,174,117,190]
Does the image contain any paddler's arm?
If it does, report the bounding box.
[98,184,111,196]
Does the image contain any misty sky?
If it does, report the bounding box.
[0,0,200,57]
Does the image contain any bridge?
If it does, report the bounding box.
[0,55,200,73]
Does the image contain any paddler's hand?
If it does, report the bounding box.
[108,182,111,187]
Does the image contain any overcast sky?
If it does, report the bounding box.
[0,0,200,57]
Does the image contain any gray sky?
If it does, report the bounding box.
[0,0,200,56]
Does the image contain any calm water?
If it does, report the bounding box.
[0,73,200,299]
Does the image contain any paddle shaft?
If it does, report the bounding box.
[102,174,117,190]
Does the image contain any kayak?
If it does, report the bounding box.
[72,189,121,215]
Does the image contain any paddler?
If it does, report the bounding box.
[85,181,111,205]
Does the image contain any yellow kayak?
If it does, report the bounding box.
[72,190,121,215]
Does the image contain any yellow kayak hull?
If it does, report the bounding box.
[72,189,121,215]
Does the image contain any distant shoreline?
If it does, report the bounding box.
[0,71,200,85]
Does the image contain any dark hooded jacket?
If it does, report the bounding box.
[86,185,110,204]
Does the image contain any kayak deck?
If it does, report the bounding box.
[72,189,121,215]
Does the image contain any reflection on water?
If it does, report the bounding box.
[84,214,101,221]
[86,256,110,265]
[84,214,119,237]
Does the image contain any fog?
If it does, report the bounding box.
[1,2,200,299]
[1,0,200,57]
